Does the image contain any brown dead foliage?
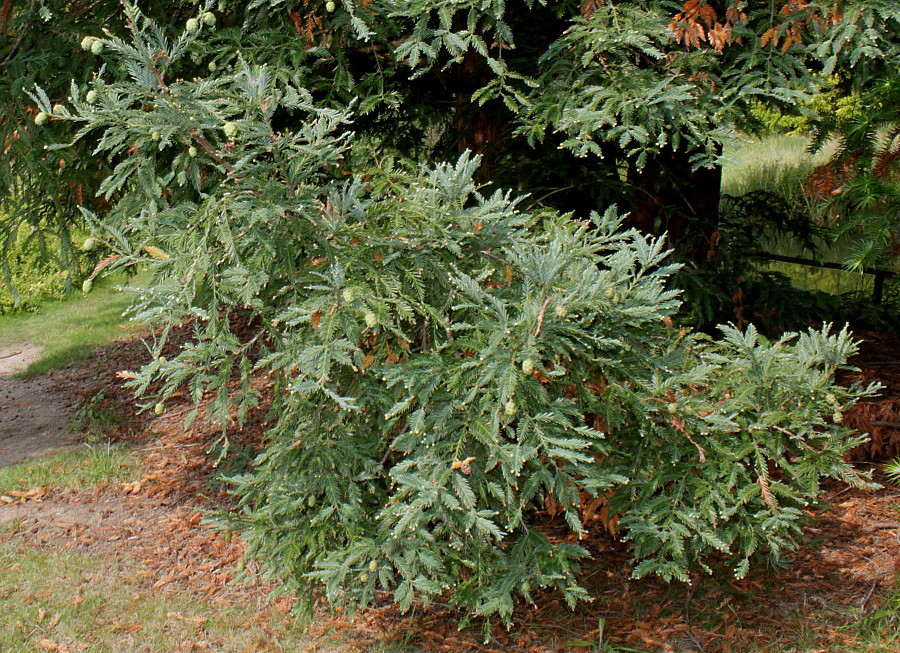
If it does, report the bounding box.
[841,329,900,461]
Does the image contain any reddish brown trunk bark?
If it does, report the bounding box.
[627,148,722,261]
[450,52,505,183]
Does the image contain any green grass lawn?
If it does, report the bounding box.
[0,273,145,377]
[0,444,141,495]
[720,134,885,301]
[720,134,833,189]
[0,543,329,653]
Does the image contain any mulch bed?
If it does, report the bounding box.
[844,328,900,461]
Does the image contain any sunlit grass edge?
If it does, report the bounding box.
[0,272,146,377]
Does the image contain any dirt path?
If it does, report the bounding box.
[0,342,82,468]
[0,335,282,599]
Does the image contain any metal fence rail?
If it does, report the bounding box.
[762,252,897,304]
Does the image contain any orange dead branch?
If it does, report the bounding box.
[671,415,706,462]
[758,475,776,510]
[534,295,553,337]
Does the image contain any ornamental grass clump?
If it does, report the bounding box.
[49,2,878,627]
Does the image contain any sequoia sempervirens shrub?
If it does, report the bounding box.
[45,3,879,625]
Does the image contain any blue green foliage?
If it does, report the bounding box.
[26,0,889,627]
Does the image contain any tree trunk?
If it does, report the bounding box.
[450,49,504,182]
[627,148,722,261]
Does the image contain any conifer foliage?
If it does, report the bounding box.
[40,1,882,624]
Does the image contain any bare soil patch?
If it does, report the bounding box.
[0,341,42,375]
[0,342,82,468]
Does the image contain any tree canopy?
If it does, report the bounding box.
[4,0,898,321]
